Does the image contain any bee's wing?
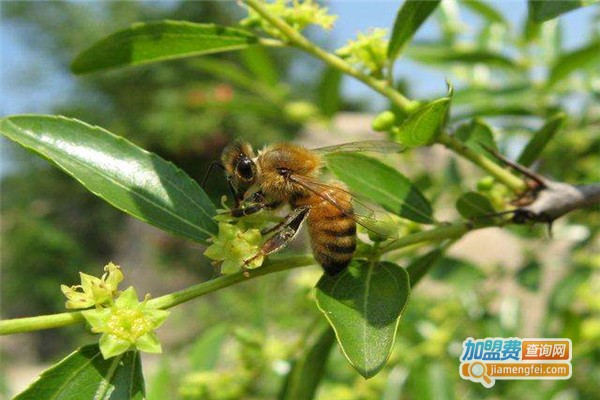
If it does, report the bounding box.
[312,140,406,155]
[288,174,401,239]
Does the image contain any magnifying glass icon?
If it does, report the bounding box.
[469,361,492,385]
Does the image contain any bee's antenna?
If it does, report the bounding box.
[202,161,225,189]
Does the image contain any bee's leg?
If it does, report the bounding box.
[261,205,309,237]
[229,193,269,217]
[243,206,310,268]
[261,221,285,235]
[226,177,244,207]
[260,207,293,235]
[229,202,267,217]
[228,199,281,218]
[201,161,225,189]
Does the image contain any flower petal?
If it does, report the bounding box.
[104,262,124,289]
[115,286,139,308]
[82,308,111,331]
[135,332,163,354]
[79,272,102,293]
[204,244,226,260]
[99,333,132,359]
[146,309,171,329]
[221,258,242,275]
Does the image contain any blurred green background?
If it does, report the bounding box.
[1,1,599,399]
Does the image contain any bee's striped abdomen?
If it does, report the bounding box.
[306,194,356,276]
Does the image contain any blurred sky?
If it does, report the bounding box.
[0,1,597,175]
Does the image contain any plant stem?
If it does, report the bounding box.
[258,37,285,47]
[243,0,417,113]
[147,255,314,309]
[0,311,86,336]
[437,132,527,193]
[0,219,486,335]
[0,256,314,335]
[381,221,473,253]
[244,0,528,194]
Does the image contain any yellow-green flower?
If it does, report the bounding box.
[204,222,264,274]
[336,28,389,78]
[82,287,169,359]
[179,371,248,400]
[284,101,319,123]
[241,0,337,40]
[61,262,124,309]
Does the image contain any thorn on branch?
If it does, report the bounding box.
[480,144,600,229]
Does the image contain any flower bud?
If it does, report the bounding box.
[284,101,319,123]
[476,176,495,192]
[371,111,396,131]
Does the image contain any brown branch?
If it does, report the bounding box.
[515,181,600,223]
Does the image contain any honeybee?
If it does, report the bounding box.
[218,140,403,275]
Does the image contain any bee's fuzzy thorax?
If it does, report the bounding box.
[256,143,322,201]
[257,143,322,175]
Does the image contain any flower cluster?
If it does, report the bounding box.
[83,287,169,359]
[204,196,279,275]
[241,0,337,40]
[61,263,169,359]
[477,175,509,210]
[61,262,123,309]
[336,28,389,78]
[204,222,265,274]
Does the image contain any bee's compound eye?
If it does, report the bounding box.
[236,157,255,180]
[276,167,292,178]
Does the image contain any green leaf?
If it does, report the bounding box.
[0,115,217,244]
[455,192,496,223]
[429,257,486,288]
[523,18,542,42]
[517,259,541,291]
[460,0,507,25]
[147,359,174,400]
[455,118,498,160]
[517,113,565,166]
[325,153,433,224]
[279,326,335,400]
[314,261,410,378]
[406,248,444,287]
[381,366,409,400]
[72,21,260,74]
[193,58,259,92]
[189,324,228,371]
[550,268,591,311]
[445,158,463,187]
[240,47,279,88]
[452,84,532,105]
[407,361,455,400]
[527,0,595,23]
[452,105,539,121]
[318,66,343,118]
[15,345,144,400]
[394,97,451,148]
[387,0,441,61]
[407,43,521,71]
[547,40,600,87]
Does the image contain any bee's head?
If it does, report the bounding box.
[221,141,257,196]
[257,143,321,199]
